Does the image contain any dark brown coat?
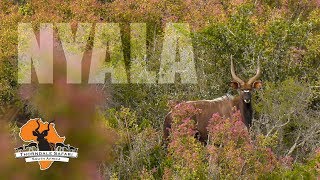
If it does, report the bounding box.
[163,59,262,144]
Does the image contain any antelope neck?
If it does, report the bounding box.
[239,99,252,127]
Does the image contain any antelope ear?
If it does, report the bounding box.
[252,81,262,89]
[230,81,240,89]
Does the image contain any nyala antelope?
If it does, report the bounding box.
[163,60,262,143]
[32,120,55,151]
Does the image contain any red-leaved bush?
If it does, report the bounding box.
[164,102,291,179]
[164,102,207,179]
[207,111,280,179]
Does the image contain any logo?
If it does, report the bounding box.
[14,118,78,170]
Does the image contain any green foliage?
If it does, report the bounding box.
[255,78,311,117]
[104,107,165,179]
[0,60,17,104]
[18,3,34,16]
[262,150,320,179]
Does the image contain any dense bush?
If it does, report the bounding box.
[253,78,320,159]
[164,103,206,179]
[103,107,164,179]
[102,104,320,179]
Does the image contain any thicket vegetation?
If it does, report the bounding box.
[0,0,319,179]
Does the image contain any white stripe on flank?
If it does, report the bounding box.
[186,94,234,103]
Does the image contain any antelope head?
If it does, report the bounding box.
[32,120,55,140]
[230,59,262,104]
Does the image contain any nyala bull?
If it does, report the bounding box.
[163,60,262,143]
